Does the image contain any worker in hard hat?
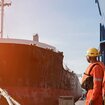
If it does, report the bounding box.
[81,48,104,105]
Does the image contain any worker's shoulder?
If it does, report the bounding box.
[94,64,102,69]
[92,62,105,68]
[92,64,104,73]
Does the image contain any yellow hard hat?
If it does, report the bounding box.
[86,48,99,57]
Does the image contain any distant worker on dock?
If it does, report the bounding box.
[81,48,105,105]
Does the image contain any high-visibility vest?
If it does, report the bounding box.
[82,62,105,91]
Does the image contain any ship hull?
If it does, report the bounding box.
[0,42,82,105]
[1,87,81,105]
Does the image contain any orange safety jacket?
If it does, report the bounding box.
[103,66,105,96]
[82,62,104,105]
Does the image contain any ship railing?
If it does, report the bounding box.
[0,88,21,105]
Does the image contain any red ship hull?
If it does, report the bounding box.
[0,42,82,105]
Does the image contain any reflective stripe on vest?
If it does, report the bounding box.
[93,78,103,82]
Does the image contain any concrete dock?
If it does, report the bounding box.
[75,100,85,105]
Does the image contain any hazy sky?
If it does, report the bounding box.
[2,0,100,74]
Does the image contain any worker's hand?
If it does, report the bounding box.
[89,100,93,105]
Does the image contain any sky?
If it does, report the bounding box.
[1,0,101,74]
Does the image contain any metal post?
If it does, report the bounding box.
[1,0,4,38]
[0,0,11,38]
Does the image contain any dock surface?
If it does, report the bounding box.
[75,100,85,105]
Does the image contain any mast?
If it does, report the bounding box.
[0,0,11,38]
[1,0,4,38]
